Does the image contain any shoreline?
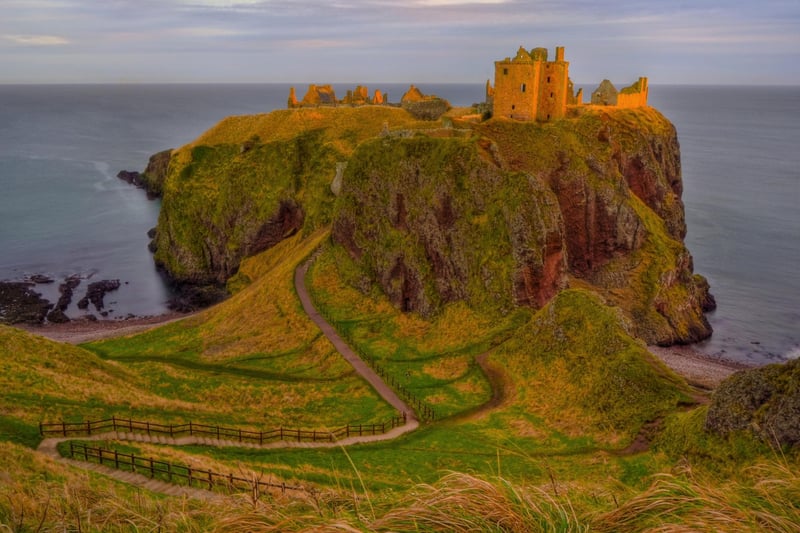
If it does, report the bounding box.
[17,312,191,344]
[647,344,752,390]
[17,311,753,389]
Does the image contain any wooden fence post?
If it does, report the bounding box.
[62,422,66,437]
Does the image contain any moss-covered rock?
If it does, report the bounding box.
[152,107,435,288]
[494,289,690,439]
[332,108,711,344]
[705,358,800,448]
[333,133,566,317]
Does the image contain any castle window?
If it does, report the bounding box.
[550,92,554,98]
[547,76,551,83]
[503,68,508,75]
[521,83,526,93]
[511,105,515,110]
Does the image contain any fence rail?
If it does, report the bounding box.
[40,415,406,443]
[68,441,307,495]
[308,299,437,421]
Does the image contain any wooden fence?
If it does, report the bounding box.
[68,441,307,495]
[311,304,437,422]
[41,415,406,443]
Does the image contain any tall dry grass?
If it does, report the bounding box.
[591,459,800,533]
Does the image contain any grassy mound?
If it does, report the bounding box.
[490,289,691,445]
[84,231,396,429]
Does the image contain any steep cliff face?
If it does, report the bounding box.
[333,107,711,344]
[332,134,567,317]
[153,105,711,345]
[152,107,435,287]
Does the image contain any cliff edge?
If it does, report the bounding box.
[150,105,712,345]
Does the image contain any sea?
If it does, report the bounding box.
[0,83,797,364]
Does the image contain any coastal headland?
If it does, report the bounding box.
[2,45,797,531]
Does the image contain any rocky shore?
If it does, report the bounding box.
[0,274,125,325]
[17,312,188,344]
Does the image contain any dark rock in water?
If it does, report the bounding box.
[705,358,800,448]
[55,275,81,310]
[117,169,143,186]
[28,274,54,284]
[148,227,158,253]
[117,149,172,199]
[0,281,52,324]
[46,308,70,323]
[167,283,228,313]
[76,279,121,311]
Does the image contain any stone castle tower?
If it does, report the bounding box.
[491,46,569,122]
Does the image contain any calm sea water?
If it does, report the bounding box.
[0,83,797,363]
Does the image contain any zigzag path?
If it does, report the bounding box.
[35,254,423,498]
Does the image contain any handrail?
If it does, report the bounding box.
[40,414,407,443]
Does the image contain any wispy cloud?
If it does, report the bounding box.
[3,34,69,46]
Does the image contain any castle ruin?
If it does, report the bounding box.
[488,45,649,122]
[288,84,387,108]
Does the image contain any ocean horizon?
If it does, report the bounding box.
[0,83,797,364]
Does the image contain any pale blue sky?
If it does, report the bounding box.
[2,0,798,84]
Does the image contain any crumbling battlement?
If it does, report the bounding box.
[488,45,648,122]
[288,84,386,108]
[287,84,450,120]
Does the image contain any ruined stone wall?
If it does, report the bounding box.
[536,59,569,121]
[616,77,649,108]
[493,59,541,120]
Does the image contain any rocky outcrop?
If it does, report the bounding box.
[46,275,81,323]
[76,280,121,311]
[0,282,52,324]
[333,135,567,316]
[705,359,800,448]
[117,149,172,199]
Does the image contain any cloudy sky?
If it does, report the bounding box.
[2,0,798,85]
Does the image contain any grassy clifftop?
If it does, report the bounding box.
[153,107,435,285]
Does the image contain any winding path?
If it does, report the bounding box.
[294,257,418,422]
[36,253,422,498]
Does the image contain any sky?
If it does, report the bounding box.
[1,0,799,85]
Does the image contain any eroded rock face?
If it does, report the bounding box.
[151,105,711,344]
[706,359,800,448]
[333,107,711,344]
[333,135,568,317]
